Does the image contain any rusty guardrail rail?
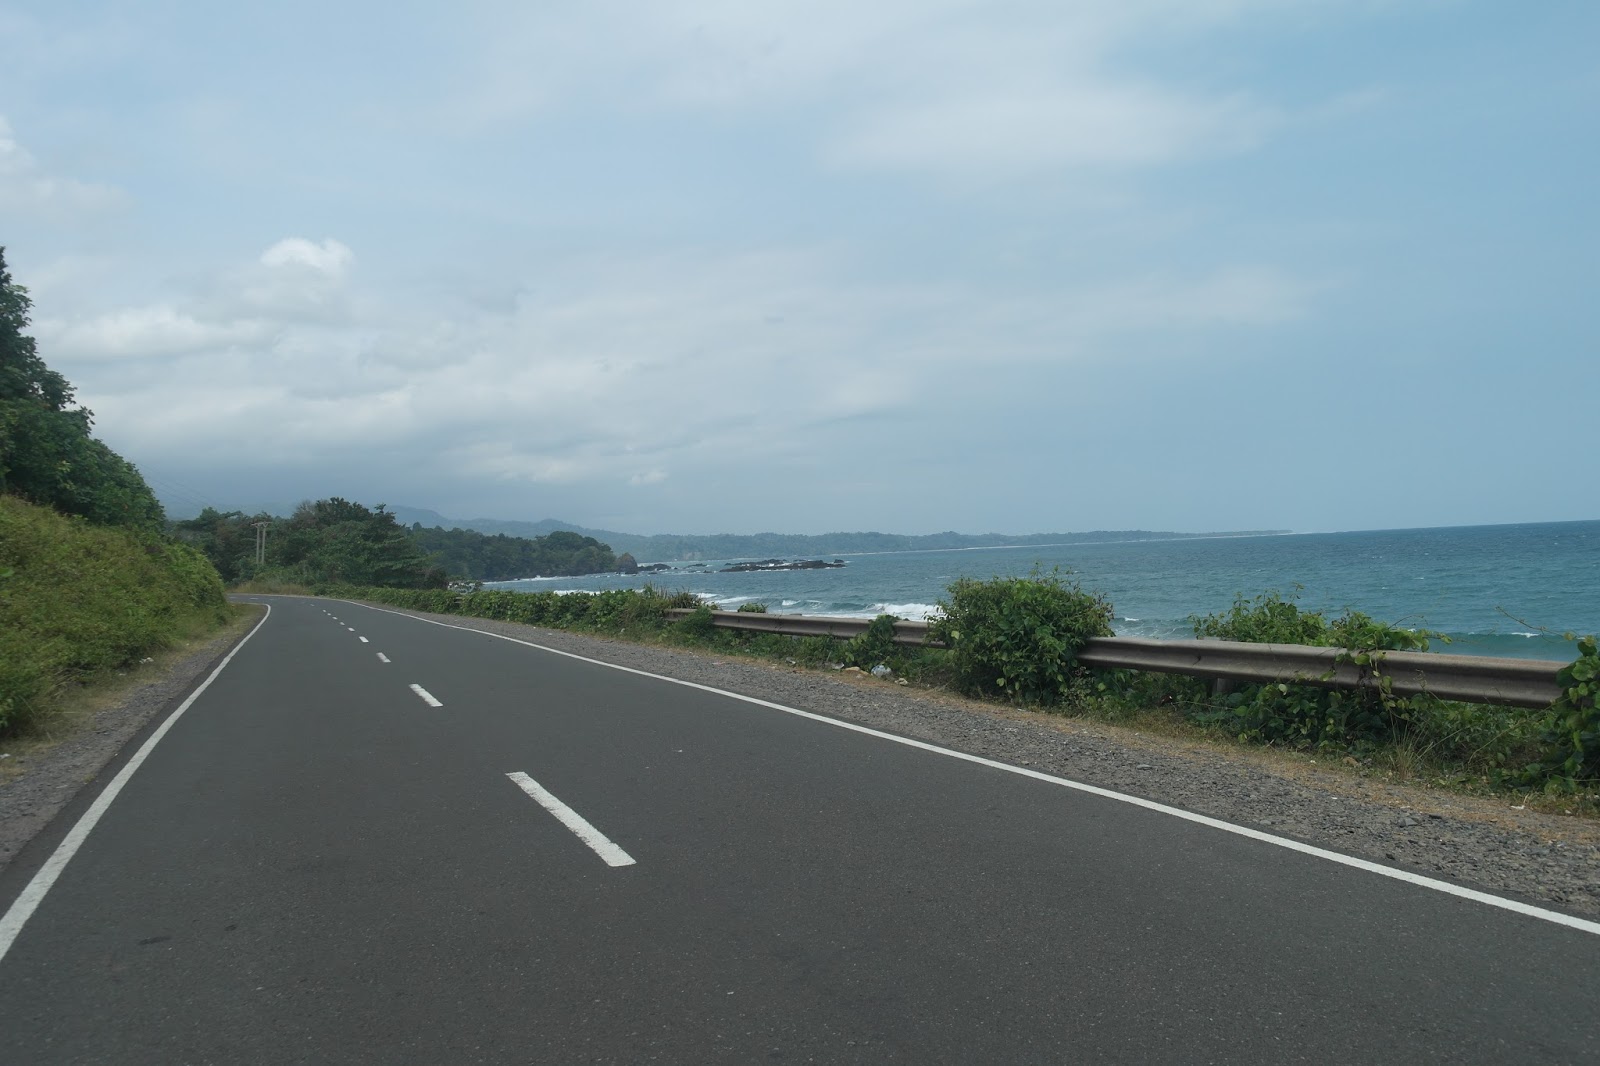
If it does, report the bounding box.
[662,609,1565,708]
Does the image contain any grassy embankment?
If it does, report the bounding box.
[0,496,236,738]
[320,578,1598,809]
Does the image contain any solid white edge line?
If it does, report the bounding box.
[409,683,443,708]
[0,603,274,967]
[342,598,1600,938]
[376,653,390,663]
[506,772,636,868]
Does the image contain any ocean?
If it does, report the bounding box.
[486,520,1600,662]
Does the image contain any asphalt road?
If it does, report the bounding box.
[2,596,1597,1064]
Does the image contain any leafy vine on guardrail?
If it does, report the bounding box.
[1516,635,1600,790]
[1179,589,1443,749]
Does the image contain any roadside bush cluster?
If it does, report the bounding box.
[1088,589,1553,782]
[0,497,229,734]
[323,584,683,635]
[1183,589,1439,749]
[841,614,902,670]
[1518,635,1600,790]
[929,568,1113,706]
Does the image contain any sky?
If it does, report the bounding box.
[2,1,1595,536]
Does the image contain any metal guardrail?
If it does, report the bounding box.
[663,608,935,646]
[662,609,1566,708]
[1073,637,1563,709]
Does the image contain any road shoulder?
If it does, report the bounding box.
[0,606,265,877]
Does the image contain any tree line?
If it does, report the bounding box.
[173,506,623,587]
[408,525,619,581]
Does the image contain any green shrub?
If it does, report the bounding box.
[677,603,719,640]
[1191,587,1329,646]
[1186,589,1442,749]
[842,614,900,669]
[793,635,839,666]
[0,496,229,735]
[329,583,693,638]
[736,601,768,613]
[1407,693,1546,777]
[1517,634,1600,790]
[929,568,1113,706]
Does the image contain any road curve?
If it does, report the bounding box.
[1,595,1596,1064]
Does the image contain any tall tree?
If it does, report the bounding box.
[0,248,74,412]
[272,498,445,588]
[0,248,164,529]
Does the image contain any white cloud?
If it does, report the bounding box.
[68,238,1316,496]
[0,115,124,215]
[260,238,353,277]
[437,1,1295,176]
[207,238,357,323]
[34,305,271,361]
[454,442,586,485]
[832,83,1276,175]
[33,237,365,367]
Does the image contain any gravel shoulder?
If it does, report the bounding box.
[6,597,1597,921]
[0,606,265,878]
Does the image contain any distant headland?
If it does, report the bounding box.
[379,506,1288,565]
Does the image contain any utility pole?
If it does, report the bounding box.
[252,521,270,567]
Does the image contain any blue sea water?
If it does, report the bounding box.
[487,520,1600,662]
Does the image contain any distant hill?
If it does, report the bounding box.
[385,506,1289,564]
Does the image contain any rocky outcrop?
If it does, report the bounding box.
[719,559,846,573]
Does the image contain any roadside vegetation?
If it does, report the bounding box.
[175,500,446,590]
[319,576,1598,804]
[0,497,232,737]
[174,504,621,587]
[406,524,617,580]
[0,248,232,738]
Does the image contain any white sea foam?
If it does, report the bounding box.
[820,602,942,621]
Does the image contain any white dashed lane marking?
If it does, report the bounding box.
[506,772,636,868]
